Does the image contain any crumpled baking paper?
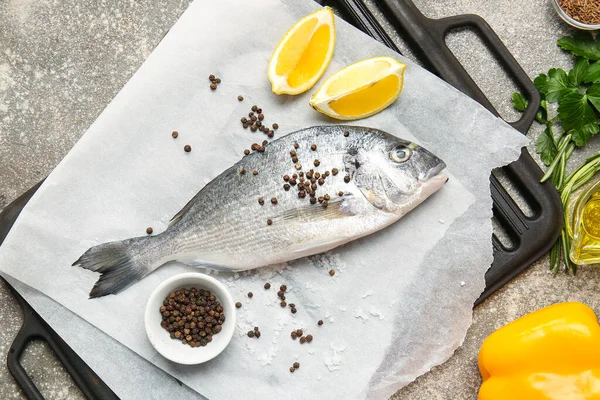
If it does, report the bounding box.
[0,0,528,398]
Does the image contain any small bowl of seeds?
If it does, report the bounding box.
[144,272,236,364]
[551,0,600,30]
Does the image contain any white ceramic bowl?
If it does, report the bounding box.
[144,272,236,364]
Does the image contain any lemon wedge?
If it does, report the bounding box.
[309,56,406,120]
[268,7,336,95]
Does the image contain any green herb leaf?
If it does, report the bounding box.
[557,32,600,60]
[536,126,558,166]
[511,92,528,111]
[534,73,548,99]
[583,61,600,83]
[537,99,548,123]
[558,91,598,132]
[571,123,599,147]
[546,68,577,103]
[568,58,589,86]
[585,82,600,112]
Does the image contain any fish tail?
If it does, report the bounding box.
[72,236,162,298]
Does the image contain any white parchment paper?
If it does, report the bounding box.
[0,0,528,398]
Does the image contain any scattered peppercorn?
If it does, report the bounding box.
[248,292,253,298]
[184,145,192,152]
[344,131,349,137]
[324,194,330,201]
[264,282,271,289]
[322,200,328,208]
[251,105,258,112]
[293,362,300,368]
[280,284,287,292]
[215,78,221,83]
[291,331,298,339]
[288,303,295,308]
[271,197,278,204]
[329,269,335,276]
[253,170,258,175]
[296,329,303,336]
[291,307,297,314]
[273,123,279,130]
[209,74,216,81]
[318,178,325,185]
[210,83,217,90]
[310,197,317,204]
[290,367,295,373]
[283,174,290,181]
[284,184,290,191]
[146,227,153,235]
[344,175,351,183]
[236,302,242,308]
[267,219,273,226]
[277,290,284,298]
[251,125,257,132]
[294,143,299,149]
[248,330,255,338]
[280,301,287,307]
[262,140,268,146]
[292,156,299,163]
[332,168,339,176]
[251,115,257,121]
[171,131,179,138]
[258,197,264,205]
[299,336,306,344]
[296,163,302,170]
[239,168,246,175]
[255,331,261,338]
[238,95,244,101]
[318,320,323,326]
[306,334,313,343]
[338,191,344,196]
[311,144,317,151]
[258,113,264,121]
[267,131,274,138]
[314,160,321,167]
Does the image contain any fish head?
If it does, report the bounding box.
[348,133,447,214]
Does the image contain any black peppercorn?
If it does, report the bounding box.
[236,302,242,308]
[258,197,265,205]
[344,175,351,183]
[248,331,255,338]
[273,123,279,130]
[184,145,192,152]
[267,219,273,226]
[291,307,297,314]
[248,292,253,298]
[318,320,323,326]
[311,144,317,151]
[238,95,244,101]
[344,131,349,137]
[210,83,217,90]
[264,282,271,289]
[293,362,300,368]
[172,131,179,138]
[329,269,335,276]
[306,334,313,342]
[146,227,153,235]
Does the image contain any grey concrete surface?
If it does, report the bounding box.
[1,0,599,399]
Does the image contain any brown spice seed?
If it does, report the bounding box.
[251,115,257,121]
[184,145,192,152]
[264,282,271,289]
[322,200,328,208]
[255,331,261,338]
[253,170,258,175]
[271,197,278,204]
[338,191,344,196]
[280,284,287,291]
[273,123,279,129]
[257,108,262,113]
[249,112,254,118]
[283,174,290,181]
[146,227,153,235]
[293,362,300,368]
[239,168,246,175]
[209,74,215,81]
[329,269,335,276]
[318,320,323,325]
[314,159,320,167]
[172,131,179,138]
[251,125,257,132]
[215,78,221,83]
[238,95,244,101]
[344,131,349,137]
[324,194,330,201]
[284,184,290,191]
[290,150,297,157]
[262,140,268,146]
[258,197,265,205]
[311,144,317,151]
[314,172,320,179]
[344,175,351,183]
[300,336,306,344]
[296,329,303,335]
[310,197,316,204]
[210,83,217,90]
[306,334,313,343]
[248,331,255,338]
[268,131,274,138]
[292,156,298,163]
[291,331,297,339]
[243,123,248,129]
[294,143,299,149]
[291,307,297,314]
[290,367,295,373]
[298,191,306,198]
[236,302,242,308]
[248,292,253,298]
[318,178,325,185]
[252,105,258,111]
[258,113,264,120]
[267,219,273,226]
[244,149,250,155]
[281,301,287,307]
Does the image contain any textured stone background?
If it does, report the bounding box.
[1,0,599,399]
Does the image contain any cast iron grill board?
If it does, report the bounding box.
[0,0,562,397]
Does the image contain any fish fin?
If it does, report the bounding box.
[169,196,198,226]
[72,236,161,298]
[288,237,350,258]
[277,194,356,223]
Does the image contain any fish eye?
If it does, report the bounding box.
[391,146,412,163]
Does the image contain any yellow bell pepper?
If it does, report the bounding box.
[478,302,600,400]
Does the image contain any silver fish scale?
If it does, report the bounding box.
[165,125,394,269]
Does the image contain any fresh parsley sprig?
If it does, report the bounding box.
[512,31,600,273]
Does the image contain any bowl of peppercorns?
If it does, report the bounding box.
[144,272,236,364]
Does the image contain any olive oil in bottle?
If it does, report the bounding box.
[570,180,600,264]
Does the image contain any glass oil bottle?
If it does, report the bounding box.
[570,179,600,265]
